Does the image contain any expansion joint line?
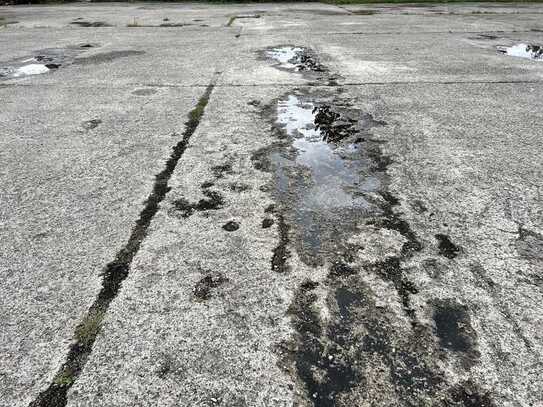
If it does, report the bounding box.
[28,72,221,407]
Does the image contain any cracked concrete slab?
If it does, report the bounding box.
[1,2,542,407]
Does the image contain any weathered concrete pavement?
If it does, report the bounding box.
[0,2,542,407]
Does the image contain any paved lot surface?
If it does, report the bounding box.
[1,2,542,406]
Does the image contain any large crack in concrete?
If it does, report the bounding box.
[27,73,220,407]
[255,47,497,406]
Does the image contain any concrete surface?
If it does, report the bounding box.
[0,2,542,407]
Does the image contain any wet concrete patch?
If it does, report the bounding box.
[82,119,102,130]
[350,10,379,15]
[497,44,543,60]
[229,182,250,192]
[70,21,112,27]
[449,380,497,407]
[281,271,493,406]
[262,218,274,228]
[222,221,239,232]
[264,46,325,73]
[435,234,461,259]
[433,300,480,368]
[211,162,233,179]
[271,212,291,273]
[132,88,158,96]
[172,188,224,218]
[193,272,228,301]
[283,275,445,406]
[516,227,543,262]
[73,50,145,66]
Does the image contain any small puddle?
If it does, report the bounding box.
[261,93,385,264]
[265,46,325,72]
[0,44,98,80]
[497,44,543,60]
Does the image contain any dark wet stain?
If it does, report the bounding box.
[172,188,224,218]
[271,213,290,273]
[70,21,112,27]
[211,163,233,179]
[369,257,418,319]
[411,199,428,213]
[222,221,239,232]
[313,104,386,143]
[82,119,102,130]
[193,272,227,301]
[449,380,496,407]
[201,181,214,189]
[472,34,498,40]
[351,9,378,15]
[286,8,346,16]
[229,182,250,192]
[328,261,357,278]
[435,234,461,259]
[159,23,191,27]
[368,192,423,256]
[248,99,261,107]
[262,218,274,228]
[516,226,543,262]
[264,204,275,213]
[433,300,479,368]
[286,274,450,406]
[296,53,326,72]
[264,46,326,73]
[132,88,157,96]
[156,355,173,378]
[73,50,145,66]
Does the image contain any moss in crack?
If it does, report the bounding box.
[74,309,105,348]
[28,74,219,407]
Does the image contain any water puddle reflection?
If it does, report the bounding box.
[263,93,385,264]
[0,44,98,80]
[498,43,543,61]
[265,46,325,72]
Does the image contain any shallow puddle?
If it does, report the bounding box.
[275,95,378,210]
[266,46,305,70]
[0,44,97,80]
[498,43,543,60]
[265,46,325,72]
[264,93,384,263]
